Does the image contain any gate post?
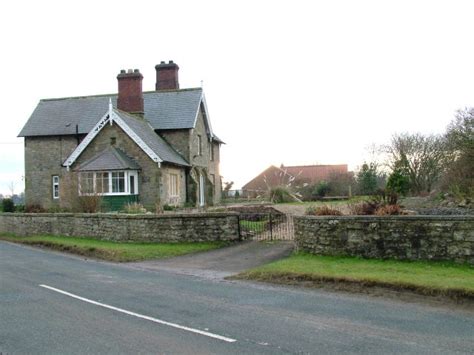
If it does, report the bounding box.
[269,213,273,241]
[237,214,242,241]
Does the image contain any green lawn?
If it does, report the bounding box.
[236,253,474,298]
[0,234,227,262]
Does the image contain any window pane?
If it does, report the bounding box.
[80,172,94,194]
[169,173,179,196]
[96,172,109,194]
[112,172,125,193]
[52,175,59,199]
[130,175,135,194]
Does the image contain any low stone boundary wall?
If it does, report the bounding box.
[294,215,474,264]
[0,213,240,242]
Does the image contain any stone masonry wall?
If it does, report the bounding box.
[0,213,239,242]
[24,136,79,208]
[73,123,168,210]
[190,108,221,205]
[295,216,474,264]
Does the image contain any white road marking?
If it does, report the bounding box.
[39,284,237,343]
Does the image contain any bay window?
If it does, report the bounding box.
[111,172,125,193]
[79,171,138,196]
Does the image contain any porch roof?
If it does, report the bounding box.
[77,147,140,172]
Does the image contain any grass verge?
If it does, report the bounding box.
[234,253,474,300]
[0,234,227,262]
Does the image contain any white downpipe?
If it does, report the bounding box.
[199,173,205,207]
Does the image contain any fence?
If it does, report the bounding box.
[239,213,294,241]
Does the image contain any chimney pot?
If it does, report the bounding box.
[120,69,126,74]
[169,60,174,64]
[161,61,165,64]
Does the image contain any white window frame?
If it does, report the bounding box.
[52,175,59,199]
[79,170,138,196]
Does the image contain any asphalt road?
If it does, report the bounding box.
[1,241,473,354]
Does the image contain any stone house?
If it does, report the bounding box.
[18,61,223,210]
[242,164,348,193]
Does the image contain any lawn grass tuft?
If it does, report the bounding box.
[235,253,474,300]
[0,234,227,262]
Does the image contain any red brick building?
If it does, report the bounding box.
[242,164,348,192]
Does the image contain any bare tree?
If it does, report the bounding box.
[442,108,474,197]
[7,181,15,197]
[384,133,447,194]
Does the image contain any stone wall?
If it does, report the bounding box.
[0,213,239,242]
[295,215,474,264]
[189,108,221,205]
[72,123,166,210]
[24,136,80,208]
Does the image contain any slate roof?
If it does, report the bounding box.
[18,88,204,137]
[78,147,141,171]
[113,109,190,167]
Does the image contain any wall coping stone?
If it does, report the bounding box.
[295,215,474,222]
[0,212,239,219]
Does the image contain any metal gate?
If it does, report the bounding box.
[238,213,294,241]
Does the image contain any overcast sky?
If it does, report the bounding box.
[1,0,473,195]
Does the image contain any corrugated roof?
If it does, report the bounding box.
[113,109,190,167]
[78,147,141,171]
[18,88,203,137]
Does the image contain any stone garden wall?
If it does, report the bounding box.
[0,213,239,242]
[295,215,474,264]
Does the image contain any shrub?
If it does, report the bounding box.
[306,205,343,216]
[349,192,401,215]
[25,204,46,213]
[268,186,296,203]
[314,181,330,198]
[386,167,410,196]
[76,196,102,213]
[124,202,147,214]
[375,204,402,215]
[356,162,379,195]
[2,198,15,212]
[15,205,25,212]
[327,172,355,197]
[348,200,382,215]
[163,204,176,211]
[59,172,102,213]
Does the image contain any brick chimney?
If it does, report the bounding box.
[117,69,144,115]
[155,61,179,90]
